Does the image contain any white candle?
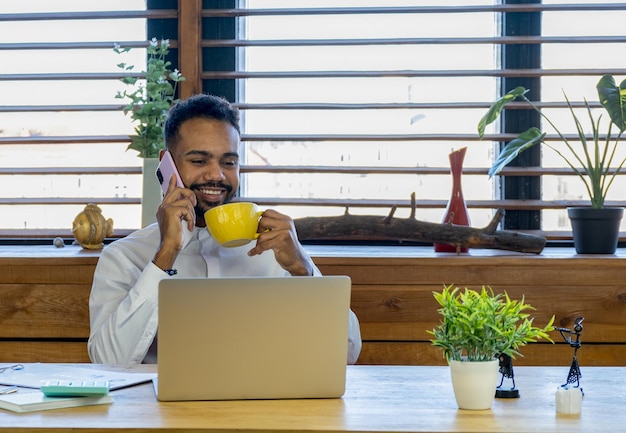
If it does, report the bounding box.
[555,386,583,414]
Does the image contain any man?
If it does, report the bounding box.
[88,94,362,365]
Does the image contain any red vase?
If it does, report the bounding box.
[434,147,470,252]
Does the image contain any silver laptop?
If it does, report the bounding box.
[156,275,351,401]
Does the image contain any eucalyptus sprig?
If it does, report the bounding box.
[428,285,554,362]
[114,38,185,158]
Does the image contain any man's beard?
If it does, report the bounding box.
[191,181,235,222]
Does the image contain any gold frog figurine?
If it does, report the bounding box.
[72,203,114,250]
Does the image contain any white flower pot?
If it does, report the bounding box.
[141,157,162,228]
[449,359,499,410]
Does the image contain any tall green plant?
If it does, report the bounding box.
[429,285,554,362]
[478,75,626,209]
[114,38,185,158]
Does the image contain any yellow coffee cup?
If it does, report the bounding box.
[204,202,263,248]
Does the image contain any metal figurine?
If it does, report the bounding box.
[554,317,584,390]
[71,203,114,250]
[495,353,520,398]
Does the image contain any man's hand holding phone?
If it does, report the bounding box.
[156,151,184,195]
[154,152,196,266]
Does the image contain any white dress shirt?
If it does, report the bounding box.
[88,224,362,364]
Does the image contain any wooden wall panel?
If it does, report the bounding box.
[345,283,626,342]
[0,284,90,338]
[313,246,626,366]
[0,341,90,363]
[0,246,98,363]
[3,264,96,285]
[1,245,625,366]
[358,341,625,367]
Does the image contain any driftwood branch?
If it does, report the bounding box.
[294,197,546,254]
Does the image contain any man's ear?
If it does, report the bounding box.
[158,149,166,161]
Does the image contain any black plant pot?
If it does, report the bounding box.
[567,207,624,254]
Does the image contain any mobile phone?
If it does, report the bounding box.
[156,151,184,195]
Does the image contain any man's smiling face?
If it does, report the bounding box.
[170,117,240,227]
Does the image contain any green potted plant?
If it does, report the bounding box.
[114,38,185,226]
[478,75,626,253]
[428,285,554,410]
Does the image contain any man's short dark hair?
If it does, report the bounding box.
[164,94,240,150]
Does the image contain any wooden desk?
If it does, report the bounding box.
[0,364,619,432]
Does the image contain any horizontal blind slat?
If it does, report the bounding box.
[0,198,140,205]
[0,134,615,144]
[0,101,604,112]
[234,101,601,110]
[4,35,622,50]
[0,10,175,21]
[3,167,141,175]
[2,166,617,177]
[237,198,626,210]
[202,35,626,48]
[0,105,122,112]
[202,69,626,79]
[0,41,176,50]
[240,133,620,142]
[0,136,131,144]
[202,4,626,17]
[5,196,623,211]
[4,68,624,81]
[0,73,141,81]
